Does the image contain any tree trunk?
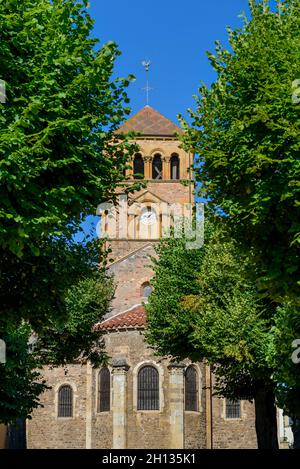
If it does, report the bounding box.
[292,419,300,449]
[254,386,279,449]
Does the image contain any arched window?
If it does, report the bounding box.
[58,385,73,417]
[133,153,144,179]
[185,366,198,411]
[225,399,241,419]
[98,368,110,412]
[141,282,153,299]
[170,154,180,180]
[137,365,159,410]
[152,154,162,180]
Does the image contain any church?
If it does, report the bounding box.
[27,105,258,449]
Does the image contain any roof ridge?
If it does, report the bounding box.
[94,304,146,331]
[98,303,143,325]
[107,242,153,267]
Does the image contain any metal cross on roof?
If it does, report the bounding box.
[142,60,153,106]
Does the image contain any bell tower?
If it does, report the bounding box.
[101,105,193,315]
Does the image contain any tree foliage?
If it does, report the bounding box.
[0,0,137,424]
[0,322,45,424]
[146,219,279,447]
[179,0,300,440]
[181,0,300,304]
[146,221,273,399]
[268,302,300,417]
[34,270,113,367]
[0,0,135,258]
[0,238,114,424]
[0,237,105,329]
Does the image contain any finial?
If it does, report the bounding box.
[142,59,153,106]
[142,60,151,72]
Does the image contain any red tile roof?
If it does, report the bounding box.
[116,106,182,136]
[95,305,146,331]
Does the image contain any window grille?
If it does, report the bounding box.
[225,399,241,419]
[137,365,159,410]
[58,385,73,417]
[98,368,110,412]
[185,366,198,411]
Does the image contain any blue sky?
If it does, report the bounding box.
[89,0,252,123]
[77,0,276,241]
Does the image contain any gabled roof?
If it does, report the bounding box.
[107,243,154,267]
[94,305,146,331]
[117,106,182,136]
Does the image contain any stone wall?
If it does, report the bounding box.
[107,244,156,316]
[144,181,192,205]
[106,329,173,449]
[211,396,257,449]
[27,329,257,449]
[27,364,87,449]
[27,324,258,450]
[27,330,213,449]
[184,363,207,449]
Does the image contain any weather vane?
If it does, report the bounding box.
[142,60,153,106]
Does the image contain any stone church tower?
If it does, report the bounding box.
[102,105,193,316]
[27,106,257,449]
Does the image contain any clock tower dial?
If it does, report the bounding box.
[140,208,157,226]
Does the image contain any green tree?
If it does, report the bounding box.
[180,0,300,445]
[268,303,300,447]
[0,238,114,424]
[0,322,46,425]
[0,236,109,330]
[0,0,139,425]
[146,221,279,448]
[181,0,300,304]
[0,0,136,258]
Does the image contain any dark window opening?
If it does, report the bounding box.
[98,368,110,412]
[152,154,162,180]
[133,154,144,179]
[137,365,159,410]
[185,366,198,411]
[170,154,180,180]
[58,385,73,418]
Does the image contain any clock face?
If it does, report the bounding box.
[140,209,156,225]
